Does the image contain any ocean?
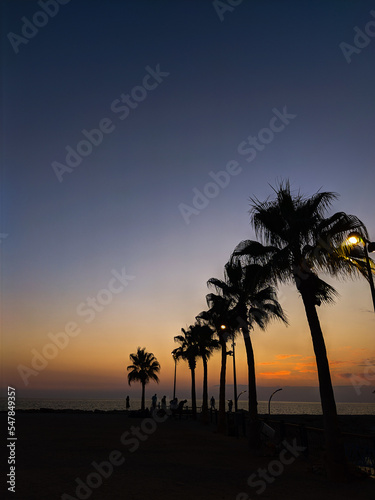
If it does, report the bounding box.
[2,398,375,415]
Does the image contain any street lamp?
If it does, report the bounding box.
[172,353,177,400]
[268,388,282,415]
[222,325,238,412]
[347,232,375,312]
[237,390,247,403]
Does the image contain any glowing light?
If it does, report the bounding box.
[348,235,360,245]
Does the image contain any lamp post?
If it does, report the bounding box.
[222,325,238,412]
[347,232,375,313]
[230,335,238,412]
[268,388,282,415]
[172,354,177,400]
[237,390,247,403]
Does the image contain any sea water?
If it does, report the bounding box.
[1,398,374,415]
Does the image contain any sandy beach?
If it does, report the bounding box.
[1,411,374,500]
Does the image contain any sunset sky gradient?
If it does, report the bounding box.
[1,0,374,404]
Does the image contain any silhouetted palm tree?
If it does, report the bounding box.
[172,351,179,400]
[208,260,287,447]
[233,180,368,478]
[197,294,236,432]
[172,326,200,419]
[127,347,160,411]
[191,322,220,422]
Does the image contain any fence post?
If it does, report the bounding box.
[299,424,309,457]
[280,420,285,440]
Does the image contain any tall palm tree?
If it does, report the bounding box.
[191,322,220,422]
[127,347,160,411]
[197,294,236,433]
[172,351,179,400]
[233,180,368,478]
[208,260,287,447]
[172,326,200,419]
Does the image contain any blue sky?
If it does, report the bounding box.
[1,0,375,402]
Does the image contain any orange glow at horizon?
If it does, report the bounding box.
[2,276,374,399]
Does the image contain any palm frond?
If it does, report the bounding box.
[127,347,160,386]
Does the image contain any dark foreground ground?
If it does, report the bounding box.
[1,412,374,500]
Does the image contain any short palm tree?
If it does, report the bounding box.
[233,180,368,478]
[197,294,237,432]
[191,322,220,422]
[127,347,160,411]
[172,326,200,419]
[208,260,287,447]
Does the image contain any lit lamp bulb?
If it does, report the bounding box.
[346,231,375,313]
[348,235,360,245]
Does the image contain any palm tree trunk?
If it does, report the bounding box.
[242,326,258,417]
[217,334,227,433]
[173,356,177,399]
[242,324,261,449]
[300,290,348,480]
[190,366,197,419]
[141,382,145,411]
[200,356,209,423]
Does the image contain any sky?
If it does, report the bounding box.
[1,0,375,404]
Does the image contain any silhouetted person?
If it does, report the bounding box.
[170,397,178,412]
[161,395,167,411]
[228,399,233,412]
[126,396,130,410]
[176,399,187,419]
[210,396,215,409]
[151,394,157,410]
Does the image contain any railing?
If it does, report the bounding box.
[262,417,375,476]
[206,411,374,476]
[152,406,375,475]
[343,432,375,476]
[168,407,375,476]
